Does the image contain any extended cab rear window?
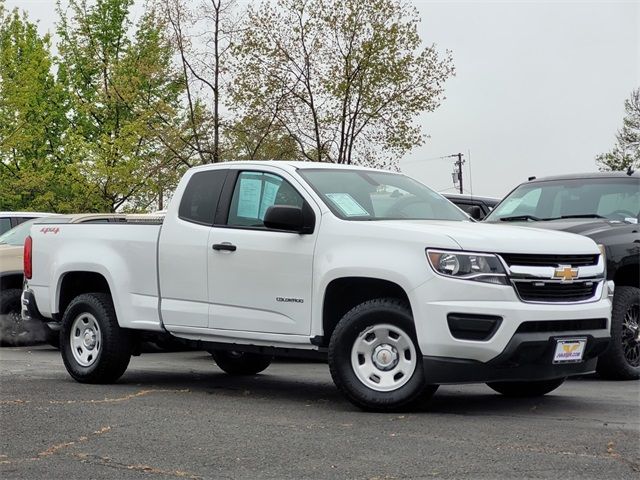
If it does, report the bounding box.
[179,169,228,225]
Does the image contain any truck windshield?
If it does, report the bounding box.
[299,169,468,221]
[486,177,640,223]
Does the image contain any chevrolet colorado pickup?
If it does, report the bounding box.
[22,162,612,411]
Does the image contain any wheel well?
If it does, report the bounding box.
[614,263,640,289]
[0,273,23,291]
[322,277,411,347]
[58,272,111,315]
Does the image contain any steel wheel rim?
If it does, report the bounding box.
[351,323,417,392]
[622,303,640,368]
[70,313,101,367]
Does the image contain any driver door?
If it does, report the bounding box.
[208,169,319,335]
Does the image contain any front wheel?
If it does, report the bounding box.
[328,298,437,412]
[60,293,132,383]
[209,350,273,375]
[486,378,566,397]
[596,286,640,380]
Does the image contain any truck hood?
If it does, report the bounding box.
[0,244,23,273]
[369,220,599,254]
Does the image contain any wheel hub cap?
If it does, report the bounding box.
[83,329,97,349]
[70,313,101,367]
[372,344,399,370]
[350,323,417,392]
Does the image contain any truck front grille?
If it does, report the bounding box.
[499,253,599,267]
[499,252,603,303]
[513,281,597,303]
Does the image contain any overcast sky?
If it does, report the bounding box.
[6,0,639,197]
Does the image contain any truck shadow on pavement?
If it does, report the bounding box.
[109,354,602,416]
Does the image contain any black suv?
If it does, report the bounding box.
[443,193,500,220]
[484,171,640,380]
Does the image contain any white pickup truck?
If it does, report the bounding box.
[22,162,612,411]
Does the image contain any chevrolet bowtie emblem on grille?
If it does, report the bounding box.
[553,265,579,282]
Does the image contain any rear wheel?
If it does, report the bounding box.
[596,286,640,380]
[486,378,566,397]
[328,298,437,412]
[209,350,273,375]
[60,293,132,383]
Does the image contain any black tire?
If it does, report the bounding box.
[486,378,566,397]
[328,298,437,412]
[60,293,132,383]
[209,350,273,375]
[596,286,640,380]
[0,288,47,347]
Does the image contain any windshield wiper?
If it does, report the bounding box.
[541,214,607,221]
[499,214,541,222]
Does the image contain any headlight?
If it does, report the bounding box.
[426,249,508,285]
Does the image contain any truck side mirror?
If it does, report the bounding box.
[264,205,315,234]
[468,205,484,220]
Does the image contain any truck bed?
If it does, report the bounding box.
[29,222,163,331]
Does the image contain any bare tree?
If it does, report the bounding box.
[160,0,242,164]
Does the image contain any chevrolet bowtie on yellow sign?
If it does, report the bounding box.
[553,265,579,282]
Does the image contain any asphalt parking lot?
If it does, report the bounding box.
[1,346,638,480]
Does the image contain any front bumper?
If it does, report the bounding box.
[422,332,609,384]
[409,277,611,366]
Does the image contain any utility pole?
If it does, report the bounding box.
[449,153,465,194]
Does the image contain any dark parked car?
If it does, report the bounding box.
[443,193,500,220]
[484,171,640,380]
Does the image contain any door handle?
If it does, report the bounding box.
[212,242,237,252]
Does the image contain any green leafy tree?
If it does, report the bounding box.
[57,0,185,211]
[223,113,299,160]
[231,0,454,168]
[597,88,640,172]
[0,2,97,211]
